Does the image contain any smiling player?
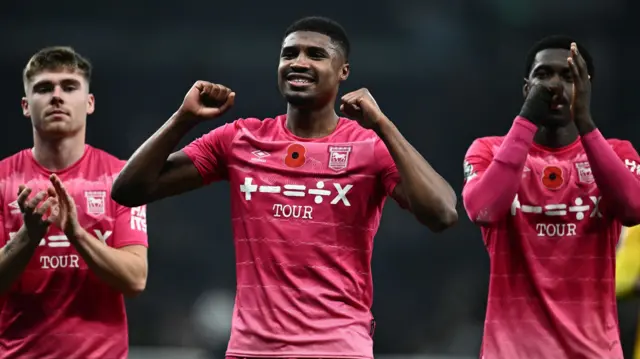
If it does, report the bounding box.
[112,16,457,359]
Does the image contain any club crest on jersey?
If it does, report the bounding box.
[574,161,594,184]
[541,165,564,190]
[84,191,106,215]
[328,146,352,172]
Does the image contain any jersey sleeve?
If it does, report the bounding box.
[462,139,493,188]
[597,139,640,224]
[374,138,400,196]
[110,203,148,248]
[614,140,640,178]
[181,121,239,184]
[616,225,640,297]
[373,138,410,209]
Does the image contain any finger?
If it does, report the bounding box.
[209,84,221,99]
[194,81,206,93]
[571,43,588,78]
[45,205,60,225]
[570,44,581,77]
[339,103,353,115]
[47,187,57,197]
[217,92,236,114]
[218,85,230,99]
[572,43,588,69]
[49,174,71,206]
[25,191,47,214]
[217,86,230,100]
[567,57,580,83]
[341,94,358,105]
[197,81,211,95]
[34,197,57,217]
[16,186,32,210]
[340,92,353,102]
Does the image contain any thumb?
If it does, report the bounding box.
[217,92,236,114]
[196,107,223,118]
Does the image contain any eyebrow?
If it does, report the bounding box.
[532,63,570,72]
[32,78,82,88]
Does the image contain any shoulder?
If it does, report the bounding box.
[466,136,504,156]
[334,118,381,142]
[85,145,128,177]
[206,117,279,142]
[471,136,504,147]
[232,117,278,132]
[603,138,639,161]
[0,148,33,178]
[605,137,634,150]
[0,149,31,196]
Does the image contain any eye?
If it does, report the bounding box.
[534,70,549,79]
[307,49,327,59]
[34,84,53,93]
[281,49,297,59]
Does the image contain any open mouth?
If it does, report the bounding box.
[551,97,569,110]
[286,73,315,87]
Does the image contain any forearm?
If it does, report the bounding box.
[581,130,640,224]
[463,117,537,225]
[0,226,39,293]
[111,111,196,205]
[376,117,457,230]
[69,228,147,297]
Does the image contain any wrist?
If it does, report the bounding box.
[373,115,395,138]
[574,112,596,135]
[518,106,543,126]
[20,225,42,246]
[66,226,88,244]
[172,108,200,128]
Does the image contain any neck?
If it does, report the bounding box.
[285,103,339,138]
[32,130,86,171]
[533,122,579,148]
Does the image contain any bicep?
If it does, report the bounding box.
[390,182,408,209]
[374,139,408,209]
[149,151,205,200]
[601,141,640,222]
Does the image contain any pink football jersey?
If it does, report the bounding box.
[463,136,640,359]
[182,115,402,359]
[0,145,148,359]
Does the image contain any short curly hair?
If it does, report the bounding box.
[524,35,594,80]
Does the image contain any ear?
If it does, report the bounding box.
[21,97,30,118]
[86,93,95,115]
[339,63,350,82]
[522,78,530,99]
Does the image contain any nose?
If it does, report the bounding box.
[50,85,64,103]
[546,73,563,86]
[290,54,311,69]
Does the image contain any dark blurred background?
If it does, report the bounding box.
[2,1,639,358]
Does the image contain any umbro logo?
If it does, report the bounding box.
[251,150,270,163]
